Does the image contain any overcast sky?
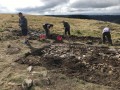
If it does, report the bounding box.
[0,0,120,15]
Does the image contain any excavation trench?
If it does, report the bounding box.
[15,43,120,89]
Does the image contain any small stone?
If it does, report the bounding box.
[107,48,117,54]
[83,55,86,58]
[118,58,120,61]
[41,78,51,86]
[108,70,113,75]
[77,56,81,60]
[60,54,66,58]
[82,61,87,65]
[27,66,33,72]
[11,62,16,67]
[8,82,20,86]
[34,78,51,86]
[40,71,48,77]
[91,50,94,52]
[110,56,119,60]
[22,79,33,90]
[118,49,120,54]
[116,55,120,58]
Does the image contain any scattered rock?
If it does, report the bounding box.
[107,48,117,55]
[8,82,21,86]
[34,78,51,87]
[27,66,33,72]
[15,56,42,66]
[22,78,33,90]
[41,78,51,86]
[60,54,66,58]
[15,43,120,89]
[77,56,81,60]
[118,49,120,53]
[40,71,48,77]
[108,70,113,75]
[83,55,86,58]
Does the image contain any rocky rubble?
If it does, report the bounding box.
[15,43,120,89]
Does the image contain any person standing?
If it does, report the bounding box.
[102,25,113,45]
[62,21,70,36]
[18,12,29,44]
[43,23,53,38]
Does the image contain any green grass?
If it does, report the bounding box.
[0,14,119,39]
[9,76,25,84]
[0,28,4,32]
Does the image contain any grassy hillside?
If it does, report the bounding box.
[0,14,120,90]
[0,14,120,39]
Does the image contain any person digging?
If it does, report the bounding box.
[43,23,53,38]
[102,25,113,45]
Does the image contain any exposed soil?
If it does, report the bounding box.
[16,42,120,89]
[1,29,120,46]
[0,28,120,90]
[0,14,120,90]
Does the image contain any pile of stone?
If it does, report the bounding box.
[15,43,120,89]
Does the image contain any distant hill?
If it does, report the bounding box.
[48,15,120,24]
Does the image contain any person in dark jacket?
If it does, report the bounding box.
[18,12,28,44]
[43,23,53,38]
[102,25,113,45]
[62,21,70,36]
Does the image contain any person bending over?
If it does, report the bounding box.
[43,23,53,38]
[102,25,113,45]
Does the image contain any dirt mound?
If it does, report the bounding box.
[50,34,102,44]
[69,35,102,43]
[15,43,120,89]
[0,29,102,45]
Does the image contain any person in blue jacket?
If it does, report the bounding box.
[18,12,29,44]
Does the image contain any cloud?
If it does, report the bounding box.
[70,0,120,8]
[17,0,70,14]
[0,5,8,13]
[1,0,119,15]
[67,0,120,15]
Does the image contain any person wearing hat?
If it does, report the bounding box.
[102,25,113,45]
[62,21,70,36]
[18,12,29,44]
